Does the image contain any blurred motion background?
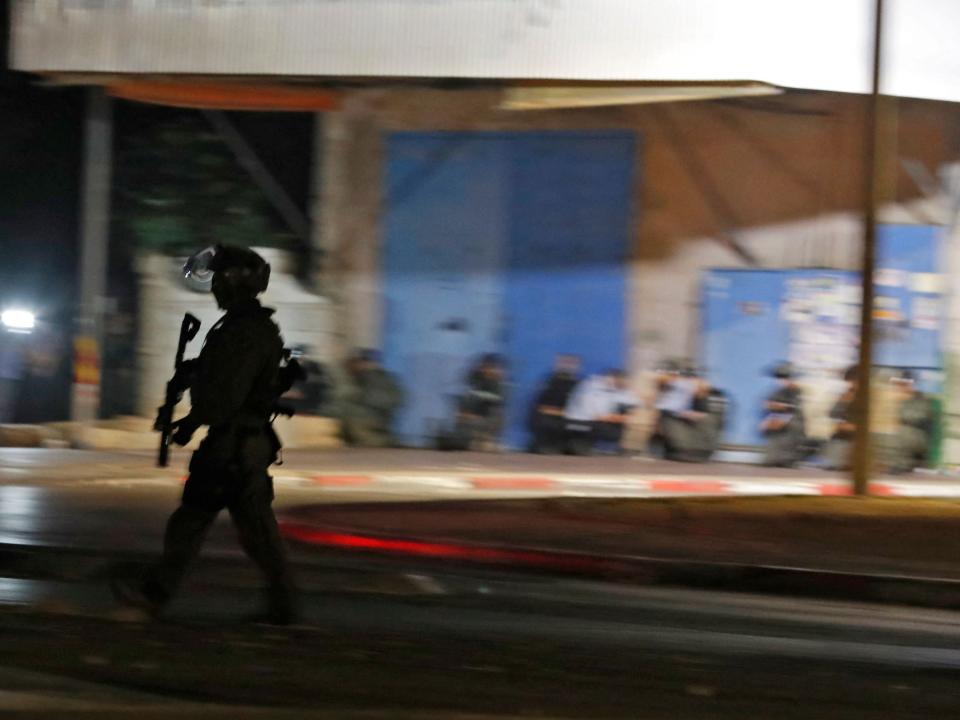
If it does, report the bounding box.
[10,4,960,718]
[3,0,960,468]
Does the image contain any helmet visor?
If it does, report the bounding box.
[182,246,218,292]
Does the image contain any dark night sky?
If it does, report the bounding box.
[0,0,312,420]
[0,0,313,324]
[0,0,84,324]
[114,101,314,252]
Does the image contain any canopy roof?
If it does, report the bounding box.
[10,0,960,102]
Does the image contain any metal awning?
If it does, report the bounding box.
[10,0,960,103]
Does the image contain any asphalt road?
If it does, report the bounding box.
[3,555,960,718]
[2,449,960,717]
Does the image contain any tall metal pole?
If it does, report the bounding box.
[851,0,885,496]
[71,88,113,422]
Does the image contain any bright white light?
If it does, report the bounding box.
[1,309,36,332]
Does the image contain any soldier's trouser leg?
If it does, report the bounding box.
[764,431,799,467]
[228,477,296,616]
[481,409,505,450]
[565,422,595,456]
[822,438,852,470]
[661,415,697,461]
[594,421,625,453]
[885,428,929,473]
[342,408,389,448]
[149,504,219,606]
[532,414,567,454]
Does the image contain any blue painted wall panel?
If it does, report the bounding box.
[383,131,635,447]
[702,270,792,446]
[702,224,942,448]
[874,224,942,368]
[503,133,634,448]
[383,134,508,444]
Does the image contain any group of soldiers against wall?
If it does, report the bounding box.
[765,362,936,474]
[295,348,937,472]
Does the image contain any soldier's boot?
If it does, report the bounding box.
[112,503,215,619]
[230,491,299,626]
[110,573,168,619]
[247,587,299,626]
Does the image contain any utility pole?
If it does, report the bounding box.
[851,0,885,495]
[72,88,113,422]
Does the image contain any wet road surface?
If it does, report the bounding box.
[1,449,959,717]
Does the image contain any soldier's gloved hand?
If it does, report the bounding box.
[171,415,200,446]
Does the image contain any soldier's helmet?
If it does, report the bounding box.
[183,245,271,301]
[891,368,916,387]
[655,358,682,374]
[678,360,702,377]
[770,361,796,380]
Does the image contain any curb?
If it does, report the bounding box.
[277,520,960,609]
[306,473,960,498]
[27,465,960,499]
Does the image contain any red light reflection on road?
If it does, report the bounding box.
[279,521,606,573]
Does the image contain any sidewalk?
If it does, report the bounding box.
[5,447,960,499]
[4,443,960,609]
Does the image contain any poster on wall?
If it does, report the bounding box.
[912,297,940,331]
[782,274,860,375]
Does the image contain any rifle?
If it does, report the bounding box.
[271,349,307,420]
[156,313,202,467]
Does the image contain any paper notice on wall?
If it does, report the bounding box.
[912,296,940,330]
[840,305,860,325]
[782,297,813,323]
[789,343,819,368]
[873,295,904,322]
[789,341,857,371]
[820,296,846,320]
[876,268,906,287]
[838,283,862,305]
[793,324,822,346]
[910,273,943,294]
[738,301,768,316]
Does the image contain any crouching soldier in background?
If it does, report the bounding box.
[651,360,727,462]
[822,365,859,471]
[529,354,582,454]
[456,353,507,452]
[760,362,807,468]
[564,369,638,455]
[338,349,405,448]
[885,369,935,475]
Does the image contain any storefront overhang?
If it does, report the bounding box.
[11,0,960,104]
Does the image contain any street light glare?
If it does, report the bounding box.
[1,309,36,332]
